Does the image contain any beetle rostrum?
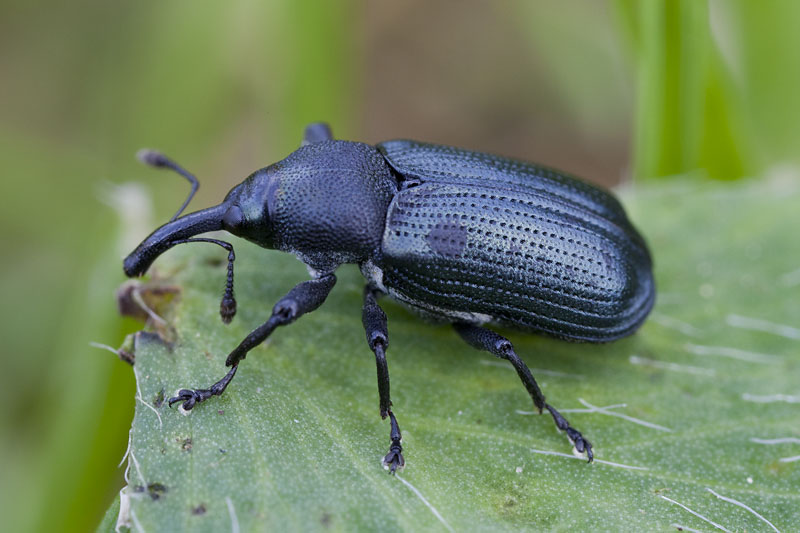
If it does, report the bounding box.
[123,123,655,471]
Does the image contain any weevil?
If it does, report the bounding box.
[123,122,655,471]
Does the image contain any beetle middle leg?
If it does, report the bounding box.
[169,274,337,410]
[454,323,593,462]
[362,284,404,473]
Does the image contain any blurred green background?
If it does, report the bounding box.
[0,1,798,531]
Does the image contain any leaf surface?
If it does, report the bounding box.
[107,178,799,532]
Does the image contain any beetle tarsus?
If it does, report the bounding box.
[383,445,404,474]
[547,404,593,462]
[382,410,404,474]
[168,364,238,410]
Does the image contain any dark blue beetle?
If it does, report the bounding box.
[124,123,655,471]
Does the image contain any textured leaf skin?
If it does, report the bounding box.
[105,178,799,532]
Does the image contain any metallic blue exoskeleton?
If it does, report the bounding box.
[123,123,655,471]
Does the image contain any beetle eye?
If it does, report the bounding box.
[222,205,244,230]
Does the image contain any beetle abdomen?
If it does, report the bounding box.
[379,181,654,342]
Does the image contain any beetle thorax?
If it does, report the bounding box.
[269,141,399,273]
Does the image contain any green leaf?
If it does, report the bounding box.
[106,178,798,532]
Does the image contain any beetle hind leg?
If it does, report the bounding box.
[454,323,593,462]
[362,284,405,473]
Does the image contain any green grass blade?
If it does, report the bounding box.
[616,0,750,180]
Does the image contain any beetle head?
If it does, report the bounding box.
[123,152,281,278]
[122,151,280,324]
[216,168,279,250]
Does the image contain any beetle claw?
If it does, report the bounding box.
[545,404,593,462]
[382,410,404,473]
[383,444,405,474]
[168,389,204,410]
[167,365,239,411]
[566,427,593,462]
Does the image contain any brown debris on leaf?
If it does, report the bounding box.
[117,279,180,323]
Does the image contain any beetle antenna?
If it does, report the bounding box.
[168,237,237,323]
[128,150,236,323]
[137,149,199,221]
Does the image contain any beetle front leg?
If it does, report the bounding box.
[362,284,404,473]
[169,274,337,410]
[454,323,593,462]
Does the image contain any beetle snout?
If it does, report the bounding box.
[123,238,173,278]
[122,203,227,278]
[123,253,145,277]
